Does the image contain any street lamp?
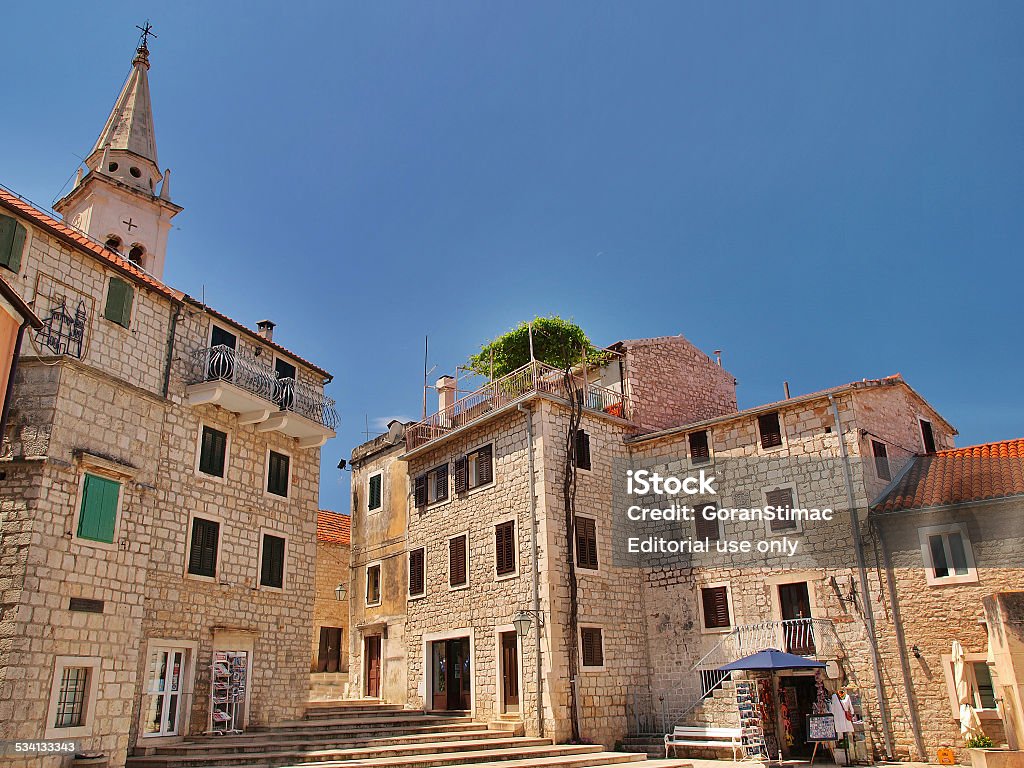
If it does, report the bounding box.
[513,609,544,638]
[335,583,347,601]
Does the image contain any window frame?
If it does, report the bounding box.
[448,531,470,590]
[365,561,383,607]
[257,529,288,591]
[942,651,1001,718]
[574,429,592,472]
[494,517,519,580]
[579,625,606,671]
[574,513,600,572]
[71,467,126,550]
[699,582,735,634]
[689,429,712,465]
[919,523,978,586]
[208,322,238,350]
[44,656,102,739]
[919,417,937,454]
[367,471,384,512]
[466,442,495,491]
[693,500,722,542]
[265,447,292,499]
[757,411,785,452]
[195,423,230,481]
[408,546,427,600]
[762,483,802,537]
[184,513,223,582]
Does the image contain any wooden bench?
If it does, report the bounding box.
[664,725,744,760]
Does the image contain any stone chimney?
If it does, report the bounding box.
[256,319,276,342]
[436,376,457,413]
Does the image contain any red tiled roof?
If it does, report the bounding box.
[873,438,1024,514]
[317,509,351,545]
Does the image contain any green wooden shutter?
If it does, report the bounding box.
[77,474,120,543]
[368,474,382,510]
[0,215,26,273]
[104,277,134,328]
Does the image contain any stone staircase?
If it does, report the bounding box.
[128,700,692,768]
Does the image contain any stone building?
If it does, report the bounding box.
[0,36,335,767]
[310,509,351,700]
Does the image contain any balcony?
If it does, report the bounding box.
[185,345,337,448]
[405,360,634,452]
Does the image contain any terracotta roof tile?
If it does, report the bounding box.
[317,509,351,545]
[872,438,1024,514]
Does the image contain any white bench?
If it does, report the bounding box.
[664,725,744,760]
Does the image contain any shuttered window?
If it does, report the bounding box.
[368,472,383,511]
[449,534,468,588]
[765,487,796,532]
[575,516,599,570]
[414,474,428,507]
[267,451,290,497]
[758,412,783,449]
[415,464,449,506]
[454,455,468,494]
[872,440,891,481]
[694,503,721,541]
[0,214,26,273]
[198,426,228,477]
[366,564,381,605]
[689,430,711,463]
[409,547,426,597]
[188,517,220,578]
[574,430,592,471]
[103,277,134,328]
[701,586,731,629]
[581,627,604,668]
[260,534,286,588]
[468,444,493,488]
[77,473,121,543]
[495,520,516,576]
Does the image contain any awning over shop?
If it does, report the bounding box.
[718,648,827,672]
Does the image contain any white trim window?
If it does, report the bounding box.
[408,547,426,599]
[763,484,801,536]
[365,562,382,606]
[196,424,230,480]
[449,533,469,589]
[258,530,288,590]
[45,656,102,739]
[920,523,978,585]
[579,626,606,670]
[367,471,383,512]
[266,449,291,498]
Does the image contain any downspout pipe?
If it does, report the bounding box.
[162,300,183,398]
[828,394,894,760]
[0,321,29,441]
[518,403,544,738]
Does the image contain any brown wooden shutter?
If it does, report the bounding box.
[188,518,219,577]
[765,487,796,531]
[454,455,468,493]
[449,535,467,587]
[575,430,591,471]
[694,504,720,541]
[495,521,515,576]
[477,444,493,485]
[409,548,425,596]
[434,464,449,501]
[581,627,604,667]
[689,430,710,463]
[758,412,783,448]
[701,586,731,629]
[575,516,599,570]
[414,475,428,507]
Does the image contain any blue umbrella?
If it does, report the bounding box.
[718,648,826,672]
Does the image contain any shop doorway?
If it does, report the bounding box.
[364,635,381,698]
[778,675,818,758]
[430,637,471,711]
[142,647,187,737]
[499,631,519,713]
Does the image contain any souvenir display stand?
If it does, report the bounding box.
[209,651,247,734]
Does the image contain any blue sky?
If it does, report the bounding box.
[5,2,1023,513]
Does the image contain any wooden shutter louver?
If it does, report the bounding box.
[260,534,285,588]
[581,627,604,667]
[414,475,428,507]
[77,474,120,543]
[268,451,289,497]
[454,456,468,494]
[575,430,592,471]
[188,518,219,577]
[0,214,26,273]
[689,430,710,463]
[495,521,516,576]
[758,413,783,449]
[104,277,134,328]
[200,426,227,477]
[449,535,467,587]
[694,504,720,541]
[765,487,796,531]
[434,464,449,501]
[575,516,599,570]
[368,474,382,510]
[477,444,493,485]
[702,586,731,628]
[409,548,425,596]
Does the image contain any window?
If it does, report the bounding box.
[105,235,122,251]
[0,214,27,273]
[260,533,286,589]
[103,277,134,328]
[409,547,426,597]
[76,473,121,544]
[187,517,219,578]
[275,358,297,381]
[701,585,732,630]
[574,430,591,471]
[54,666,89,728]
[210,325,237,350]
[368,472,383,511]
[449,534,468,588]
[689,430,711,464]
[414,464,448,506]
[455,444,494,493]
[921,524,977,585]
[945,654,999,715]
[920,419,937,454]
[128,245,145,265]
[267,450,290,497]
[872,440,891,481]
[365,563,381,606]
[580,627,604,668]
[758,412,783,449]
[495,520,516,577]
[575,515,599,570]
[198,426,228,478]
[765,486,797,532]
[694,503,721,541]
[971,662,997,709]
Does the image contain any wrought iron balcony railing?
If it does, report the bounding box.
[405,360,634,451]
[188,345,337,430]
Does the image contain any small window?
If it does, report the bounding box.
[972,662,997,709]
[414,464,448,506]
[581,627,604,668]
[409,547,426,597]
[366,563,382,606]
[198,426,228,478]
[765,487,797,532]
[107,162,119,172]
[267,451,290,497]
[575,516,599,570]
[872,440,891,481]
[758,412,783,449]
[210,325,237,350]
[0,214,27,273]
[260,533,286,589]
[458,444,493,490]
[129,166,142,178]
[275,358,297,381]
[694,504,721,541]
[495,520,516,576]
[701,585,732,629]
[103,277,134,328]
[927,530,972,581]
[449,534,468,588]
[367,472,383,511]
[53,667,90,728]
[689,430,711,464]
[920,419,937,454]
[574,430,591,471]
[187,517,219,578]
[105,235,122,252]
[77,473,121,543]
[128,245,145,265]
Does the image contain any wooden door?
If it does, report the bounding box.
[317,627,342,673]
[779,582,815,655]
[431,641,448,710]
[500,631,519,712]
[364,635,381,698]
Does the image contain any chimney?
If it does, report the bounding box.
[784,381,791,399]
[436,375,457,413]
[256,319,276,342]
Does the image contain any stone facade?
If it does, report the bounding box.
[310,510,350,699]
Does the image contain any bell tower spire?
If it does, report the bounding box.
[54,22,181,280]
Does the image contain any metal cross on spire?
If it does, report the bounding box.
[136,20,157,51]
